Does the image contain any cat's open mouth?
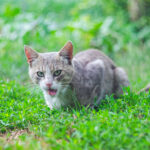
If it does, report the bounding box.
[47,88,57,96]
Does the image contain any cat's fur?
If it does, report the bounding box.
[24,41,130,109]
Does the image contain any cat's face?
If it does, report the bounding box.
[24,41,74,96]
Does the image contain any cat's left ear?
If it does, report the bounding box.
[59,41,73,64]
[24,45,39,65]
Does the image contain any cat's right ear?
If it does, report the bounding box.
[59,41,73,64]
[24,45,39,66]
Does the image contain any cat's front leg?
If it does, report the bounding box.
[43,91,54,109]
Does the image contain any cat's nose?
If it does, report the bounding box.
[46,83,52,88]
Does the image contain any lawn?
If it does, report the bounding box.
[0,0,150,149]
[0,81,150,149]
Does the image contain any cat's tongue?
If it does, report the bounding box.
[48,89,57,96]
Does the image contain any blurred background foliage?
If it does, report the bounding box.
[0,0,150,90]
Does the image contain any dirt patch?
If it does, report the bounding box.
[0,129,30,142]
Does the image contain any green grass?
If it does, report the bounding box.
[0,81,150,149]
[0,0,150,149]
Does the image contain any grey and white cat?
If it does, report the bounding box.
[24,41,130,109]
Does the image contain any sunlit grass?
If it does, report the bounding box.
[0,81,150,149]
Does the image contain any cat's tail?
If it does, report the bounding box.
[138,83,150,94]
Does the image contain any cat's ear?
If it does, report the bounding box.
[59,41,73,64]
[24,45,39,65]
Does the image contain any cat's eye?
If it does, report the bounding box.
[37,71,44,77]
[53,70,62,77]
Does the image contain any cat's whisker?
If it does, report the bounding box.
[23,83,35,87]
[22,83,41,95]
[61,82,81,85]
[23,88,42,99]
[23,82,35,86]
[24,83,37,88]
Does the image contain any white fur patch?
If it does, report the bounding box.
[43,87,70,109]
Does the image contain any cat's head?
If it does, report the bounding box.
[24,41,74,96]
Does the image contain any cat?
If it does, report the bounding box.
[24,41,130,109]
